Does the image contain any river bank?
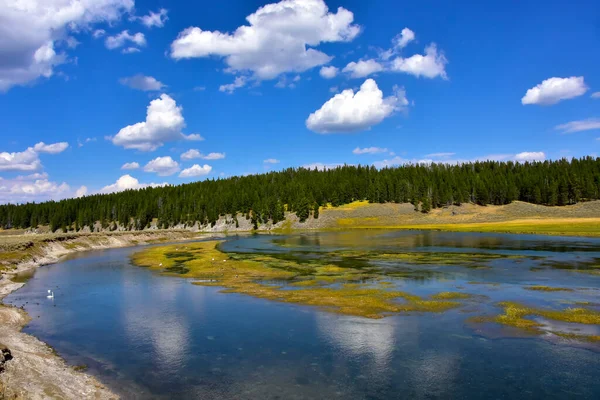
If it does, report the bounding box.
[0,230,205,399]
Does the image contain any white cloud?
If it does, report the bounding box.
[373,156,407,169]
[555,118,600,134]
[521,76,588,105]
[194,86,206,91]
[131,8,168,28]
[65,36,80,49]
[100,174,167,194]
[393,28,415,49]
[0,178,70,204]
[0,141,68,172]
[202,152,225,160]
[105,30,146,50]
[170,0,360,84]
[119,75,166,91]
[514,152,546,162]
[77,137,96,147]
[121,47,141,54]
[0,0,134,92]
[33,141,69,154]
[319,66,339,79]
[179,164,212,178]
[425,152,455,158]
[264,158,280,164]
[275,75,301,89]
[353,147,388,155]
[17,172,48,180]
[181,149,201,160]
[143,156,180,176]
[121,162,140,170]
[302,162,343,171]
[184,133,204,141]
[219,76,247,94]
[93,29,106,39]
[592,92,600,99]
[391,44,447,79]
[75,185,88,198]
[306,79,408,133]
[343,59,384,79]
[181,149,225,160]
[373,152,546,168]
[111,94,189,151]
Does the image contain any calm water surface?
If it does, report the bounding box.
[5,231,600,399]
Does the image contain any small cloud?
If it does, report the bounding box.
[93,29,106,39]
[33,142,69,154]
[306,79,408,134]
[393,28,415,49]
[179,164,212,178]
[592,92,600,99]
[131,8,168,28]
[75,186,88,198]
[514,151,546,162]
[143,156,180,176]
[111,94,187,151]
[425,152,455,158]
[194,86,206,91]
[121,162,140,170]
[343,59,384,79]
[390,44,448,79]
[522,76,588,105]
[181,149,224,160]
[264,158,280,164]
[65,36,80,49]
[119,75,166,91]
[319,66,339,79]
[184,133,204,141]
[100,174,168,194]
[122,47,141,54]
[105,30,146,51]
[219,76,247,94]
[353,147,388,155]
[555,118,600,134]
[302,162,343,171]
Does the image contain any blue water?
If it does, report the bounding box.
[5,231,600,399]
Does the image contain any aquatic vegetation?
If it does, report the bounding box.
[471,301,600,343]
[131,241,474,318]
[524,286,574,292]
[538,258,600,276]
[431,292,473,300]
[552,332,600,343]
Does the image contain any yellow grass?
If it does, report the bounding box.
[334,218,600,237]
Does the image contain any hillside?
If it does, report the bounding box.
[1,158,600,233]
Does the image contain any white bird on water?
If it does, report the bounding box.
[47,290,54,299]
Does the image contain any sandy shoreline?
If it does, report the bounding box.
[0,231,205,399]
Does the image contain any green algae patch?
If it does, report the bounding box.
[471,301,600,343]
[131,241,472,319]
[524,285,574,292]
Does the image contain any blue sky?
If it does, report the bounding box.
[1,0,599,203]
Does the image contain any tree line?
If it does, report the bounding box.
[1,157,599,232]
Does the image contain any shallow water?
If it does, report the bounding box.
[5,231,600,399]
